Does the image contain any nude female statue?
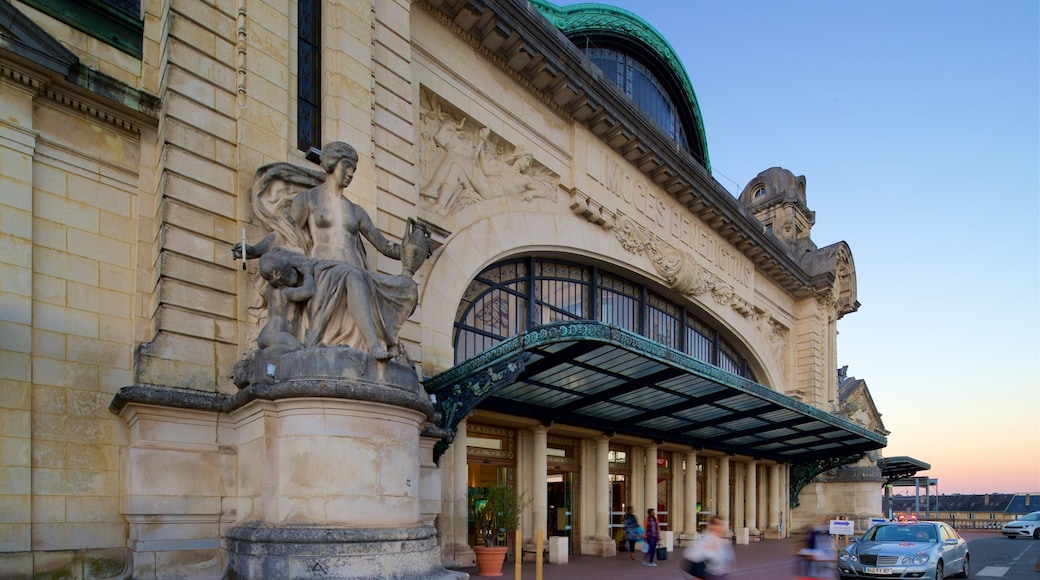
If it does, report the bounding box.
[236,142,420,361]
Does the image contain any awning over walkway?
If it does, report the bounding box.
[425,322,886,464]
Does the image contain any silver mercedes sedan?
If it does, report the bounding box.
[837,521,969,580]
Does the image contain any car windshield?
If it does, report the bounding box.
[867,524,936,543]
[1021,513,1040,522]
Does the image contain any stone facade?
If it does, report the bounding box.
[0,0,888,577]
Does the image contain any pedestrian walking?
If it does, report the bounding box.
[623,506,641,560]
[682,515,735,579]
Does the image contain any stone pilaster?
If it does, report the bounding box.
[681,450,698,540]
[745,460,759,535]
[717,456,730,525]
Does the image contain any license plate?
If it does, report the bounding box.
[865,567,892,574]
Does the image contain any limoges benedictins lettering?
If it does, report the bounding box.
[587,144,752,289]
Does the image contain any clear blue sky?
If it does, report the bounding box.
[559,0,1040,494]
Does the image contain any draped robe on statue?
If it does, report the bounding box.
[249,162,418,353]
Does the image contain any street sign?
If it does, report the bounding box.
[830,519,855,536]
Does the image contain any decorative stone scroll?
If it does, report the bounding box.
[418,90,559,214]
[611,213,759,318]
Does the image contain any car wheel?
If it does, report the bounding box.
[1034,529,1040,540]
[935,560,944,580]
[956,555,969,578]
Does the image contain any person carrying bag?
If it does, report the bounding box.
[622,506,641,560]
[682,516,735,579]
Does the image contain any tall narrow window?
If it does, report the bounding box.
[297,0,320,152]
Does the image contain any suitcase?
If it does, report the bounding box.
[656,546,668,561]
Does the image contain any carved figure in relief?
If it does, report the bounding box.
[468,128,544,202]
[234,142,431,362]
[419,93,557,214]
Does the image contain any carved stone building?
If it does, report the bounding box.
[0,0,890,577]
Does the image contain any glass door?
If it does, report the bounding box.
[610,473,629,549]
[546,472,575,550]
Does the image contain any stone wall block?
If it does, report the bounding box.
[164,93,236,144]
[172,0,236,40]
[161,181,236,232]
[34,191,101,235]
[67,229,132,269]
[163,252,236,294]
[238,118,289,161]
[243,75,290,116]
[31,357,99,388]
[34,247,99,287]
[161,280,236,322]
[164,147,235,197]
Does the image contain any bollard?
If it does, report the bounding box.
[536,529,544,580]
[515,529,522,579]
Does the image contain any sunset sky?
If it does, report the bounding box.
[558,0,1040,494]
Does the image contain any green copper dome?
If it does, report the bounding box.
[531,0,710,170]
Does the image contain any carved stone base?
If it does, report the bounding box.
[224,524,468,579]
[580,535,616,557]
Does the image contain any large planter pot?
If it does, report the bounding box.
[473,545,508,577]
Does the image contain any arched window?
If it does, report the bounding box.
[585,47,687,147]
[454,257,756,381]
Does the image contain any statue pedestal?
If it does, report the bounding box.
[114,347,465,579]
[223,349,464,579]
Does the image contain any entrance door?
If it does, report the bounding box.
[546,472,575,551]
[610,474,629,549]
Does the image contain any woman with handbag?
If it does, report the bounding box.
[642,508,661,567]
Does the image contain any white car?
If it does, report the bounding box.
[1002,510,1040,539]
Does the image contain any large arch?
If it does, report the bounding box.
[418,208,779,390]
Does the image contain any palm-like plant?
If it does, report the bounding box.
[474,484,531,547]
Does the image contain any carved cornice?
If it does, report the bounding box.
[1,2,158,135]
[1,59,157,137]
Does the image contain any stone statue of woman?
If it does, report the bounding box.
[235,142,427,361]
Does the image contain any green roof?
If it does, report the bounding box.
[530,0,710,170]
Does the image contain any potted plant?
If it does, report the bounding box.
[472,483,531,576]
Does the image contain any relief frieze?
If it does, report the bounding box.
[419,90,559,215]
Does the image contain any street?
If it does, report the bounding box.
[963,532,1040,579]
[465,531,1040,579]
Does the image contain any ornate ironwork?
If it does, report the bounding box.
[789,453,865,508]
[427,351,531,463]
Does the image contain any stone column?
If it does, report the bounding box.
[717,456,730,526]
[585,435,615,556]
[745,460,759,535]
[682,450,698,540]
[451,419,474,567]
[767,463,781,538]
[531,425,549,541]
[644,443,658,522]
[631,447,645,515]
[596,436,611,536]
[703,457,716,519]
[733,462,745,532]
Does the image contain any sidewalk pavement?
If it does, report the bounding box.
[456,537,806,580]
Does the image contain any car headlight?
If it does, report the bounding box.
[912,553,930,565]
[839,552,851,562]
